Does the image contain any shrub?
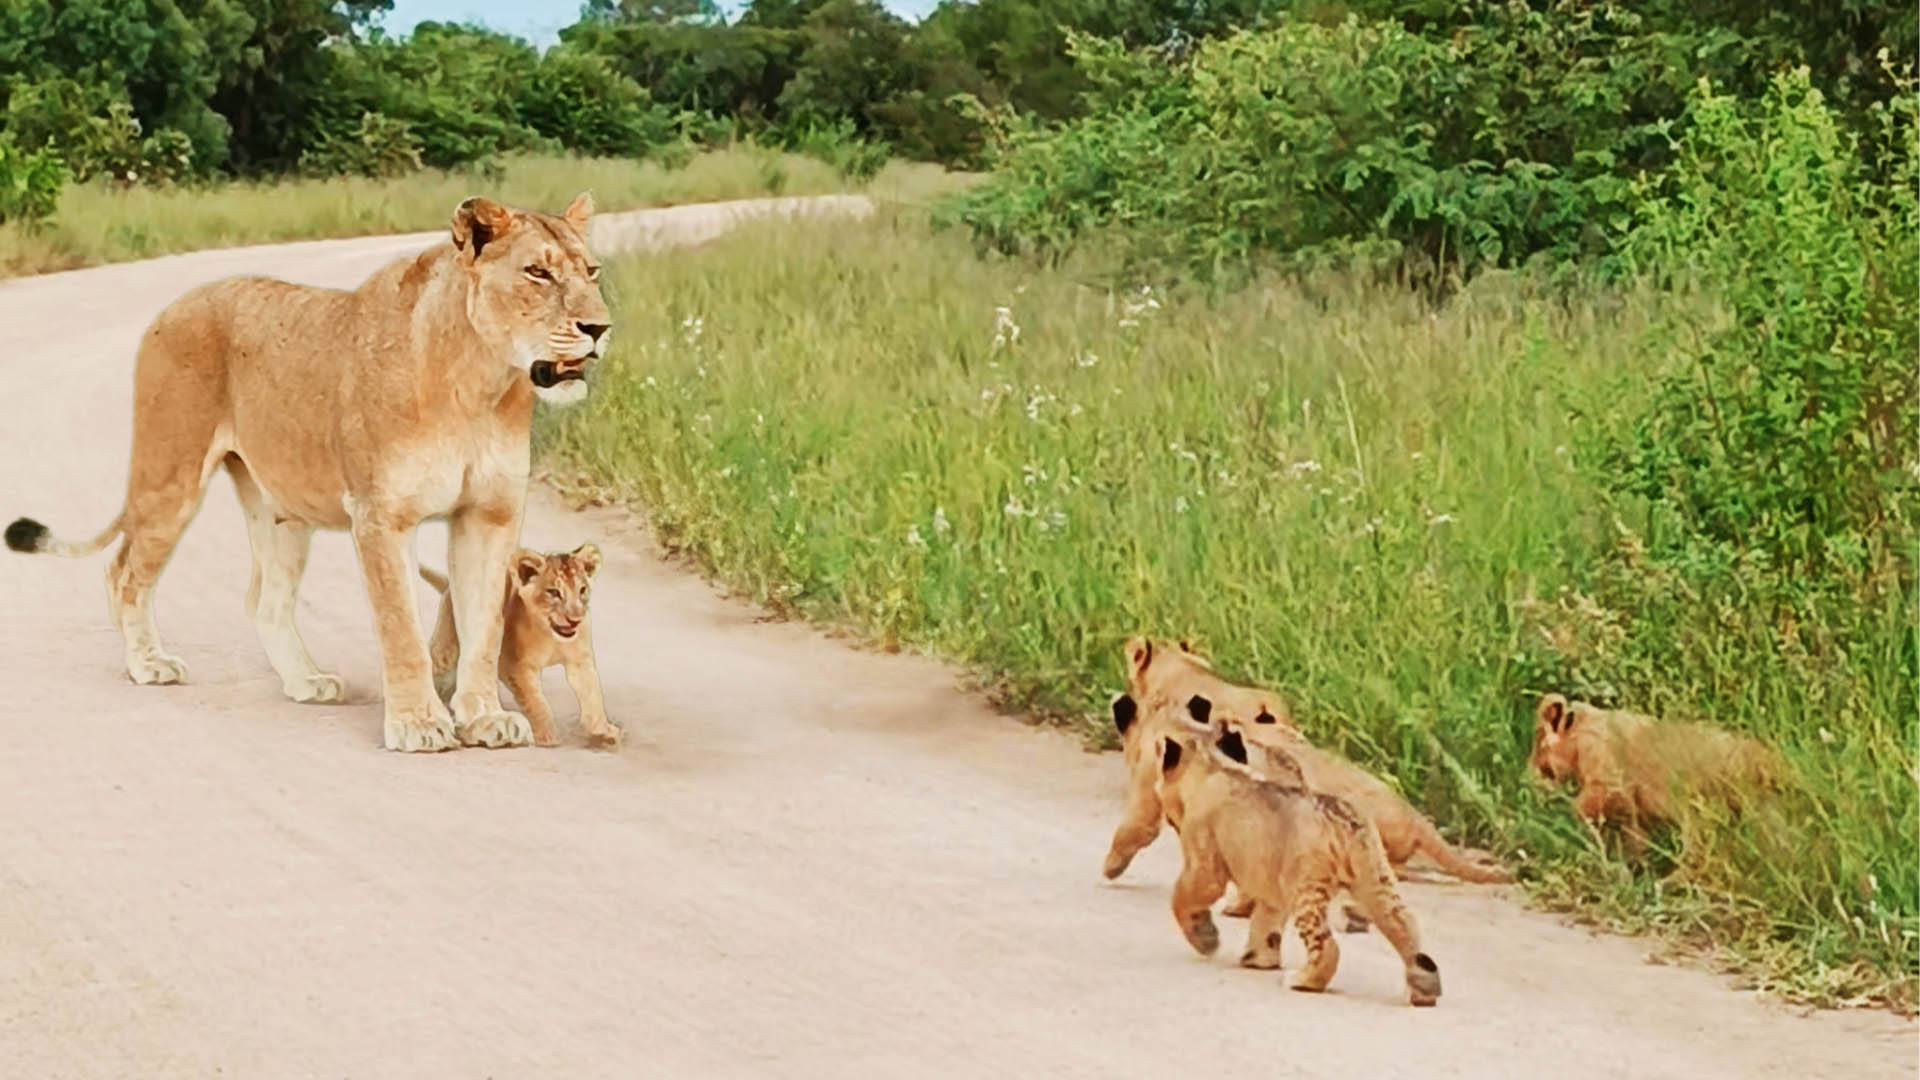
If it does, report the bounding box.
[0,133,65,225]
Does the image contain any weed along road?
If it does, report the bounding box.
[0,197,1909,1079]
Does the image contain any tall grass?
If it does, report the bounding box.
[539,210,1917,1011]
[0,150,956,278]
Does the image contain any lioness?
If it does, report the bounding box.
[1531,692,1784,852]
[5,193,611,752]
[1155,725,1443,1006]
[420,543,619,749]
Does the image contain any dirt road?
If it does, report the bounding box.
[0,197,1910,1079]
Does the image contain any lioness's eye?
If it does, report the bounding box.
[524,265,552,282]
[547,588,562,600]
[586,265,601,281]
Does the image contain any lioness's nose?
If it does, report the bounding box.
[578,322,610,343]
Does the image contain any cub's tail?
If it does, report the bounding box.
[417,564,450,593]
[1416,820,1513,884]
[5,514,123,558]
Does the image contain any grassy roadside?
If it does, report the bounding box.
[0,150,959,278]
[537,208,1917,1012]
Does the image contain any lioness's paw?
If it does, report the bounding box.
[457,709,533,749]
[384,698,458,753]
[285,672,347,704]
[127,651,189,686]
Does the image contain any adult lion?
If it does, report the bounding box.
[5,193,612,753]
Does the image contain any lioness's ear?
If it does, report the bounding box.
[1160,738,1183,774]
[571,542,602,579]
[514,550,544,586]
[1185,694,1212,725]
[1538,693,1568,732]
[1110,693,1138,736]
[452,196,512,258]
[1124,636,1152,674]
[1216,728,1248,764]
[1253,707,1278,725]
[562,190,594,233]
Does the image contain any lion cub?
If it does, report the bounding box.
[420,544,620,748]
[1104,638,1509,893]
[1155,725,1443,1006]
[1531,693,1782,851]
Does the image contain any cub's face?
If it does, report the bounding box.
[512,543,602,640]
[1530,693,1578,783]
[452,192,613,406]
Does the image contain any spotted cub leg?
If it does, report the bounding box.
[502,663,559,748]
[1238,899,1288,969]
[1348,865,1442,1006]
[1289,882,1341,992]
[563,631,620,748]
[1170,837,1229,957]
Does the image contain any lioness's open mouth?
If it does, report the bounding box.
[552,624,579,639]
[529,360,586,389]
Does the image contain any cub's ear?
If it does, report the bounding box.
[562,190,595,233]
[451,196,512,258]
[514,550,545,586]
[1215,728,1248,764]
[1124,635,1152,675]
[1185,694,1212,725]
[1110,693,1138,736]
[571,541,602,578]
[1537,693,1569,732]
[1160,738,1183,774]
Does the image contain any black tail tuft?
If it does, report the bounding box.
[5,517,48,553]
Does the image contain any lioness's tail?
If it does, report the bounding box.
[418,564,450,593]
[1416,820,1512,884]
[5,514,123,558]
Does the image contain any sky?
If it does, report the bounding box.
[378,0,944,48]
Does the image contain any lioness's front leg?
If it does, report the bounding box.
[446,500,532,749]
[1103,764,1163,879]
[348,507,456,753]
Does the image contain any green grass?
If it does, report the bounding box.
[537,209,1917,1012]
[0,149,962,278]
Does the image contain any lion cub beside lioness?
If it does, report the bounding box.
[420,543,620,749]
[1155,720,1444,1006]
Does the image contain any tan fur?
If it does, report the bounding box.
[421,543,619,749]
[6,193,612,753]
[1531,693,1785,852]
[1229,715,1512,886]
[1104,636,1510,889]
[1155,729,1443,1006]
[1122,636,1296,730]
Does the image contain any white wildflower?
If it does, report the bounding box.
[1174,496,1190,514]
[992,305,1022,348]
[1428,511,1456,526]
[932,507,951,535]
[906,525,926,548]
[1076,352,1099,368]
[1286,460,1323,478]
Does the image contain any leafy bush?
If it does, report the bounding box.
[518,49,673,158]
[780,115,889,180]
[297,111,426,179]
[946,6,1709,283]
[0,133,65,225]
[1611,65,1917,582]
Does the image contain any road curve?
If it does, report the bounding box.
[0,195,1910,1079]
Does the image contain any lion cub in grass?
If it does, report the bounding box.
[1154,721,1443,1007]
[1531,693,1783,852]
[420,543,620,749]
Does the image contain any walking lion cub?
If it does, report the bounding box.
[421,543,620,749]
[1154,723,1443,1006]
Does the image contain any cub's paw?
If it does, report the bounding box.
[385,698,458,753]
[1182,912,1220,957]
[1238,932,1283,970]
[285,672,347,704]
[457,708,533,749]
[1406,953,1442,1007]
[127,650,189,686]
[1102,849,1135,881]
[585,719,623,750]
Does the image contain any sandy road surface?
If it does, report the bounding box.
[0,197,1911,1079]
